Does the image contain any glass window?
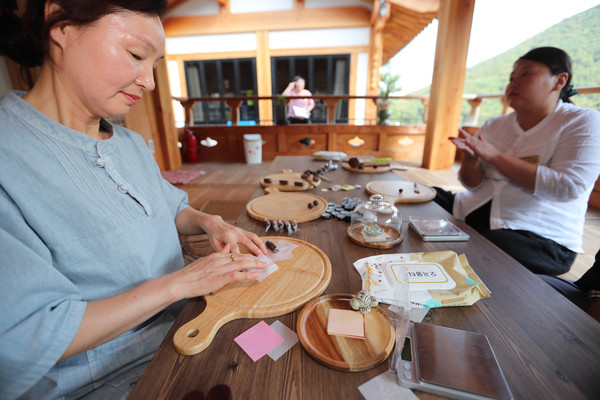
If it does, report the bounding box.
[271,54,350,124]
[184,58,258,125]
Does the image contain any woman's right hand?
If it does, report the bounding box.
[168,244,267,300]
[449,128,477,158]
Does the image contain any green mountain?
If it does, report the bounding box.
[392,5,600,125]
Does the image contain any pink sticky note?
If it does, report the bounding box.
[234,321,285,362]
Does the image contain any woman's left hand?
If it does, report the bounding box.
[202,214,268,255]
[175,208,268,256]
[462,133,501,165]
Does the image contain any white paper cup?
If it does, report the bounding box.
[243,134,262,164]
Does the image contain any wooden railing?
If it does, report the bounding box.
[175,86,599,127]
[173,94,429,126]
[462,86,600,125]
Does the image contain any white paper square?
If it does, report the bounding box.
[358,370,419,400]
[267,320,299,361]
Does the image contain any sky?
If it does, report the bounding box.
[389,0,600,94]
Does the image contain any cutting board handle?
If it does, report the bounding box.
[173,297,238,355]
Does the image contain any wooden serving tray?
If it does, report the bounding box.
[366,180,436,203]
[246,189,328,223]
[342,161,394,174]
[173,237,332,355]
[297,294,395,372]
[261,169,321,191]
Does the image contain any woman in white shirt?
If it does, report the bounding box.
[436,47,600,276]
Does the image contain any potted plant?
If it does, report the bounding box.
[378,70,401,125]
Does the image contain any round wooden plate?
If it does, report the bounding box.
[297,293,395,372]
[246,189,328,223]
[261,169,321,191]
[366,180,436,203]
[347,223,404,249]
[174,237,332,355]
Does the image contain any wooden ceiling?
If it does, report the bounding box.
[382,1,439,64]
[165,0,439,65]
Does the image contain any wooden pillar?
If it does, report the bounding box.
[366,1,390,124]
[150,59,182,170]
[256,30,274,125]
[422,0,475,170]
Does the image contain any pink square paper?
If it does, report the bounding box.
[234,321,285,362]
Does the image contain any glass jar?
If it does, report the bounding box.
[347,194,404,248]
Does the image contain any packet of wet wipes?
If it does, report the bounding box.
[354,251,490,308]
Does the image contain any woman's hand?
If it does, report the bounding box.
[452,128,537,192]
[461,131,501,164]
[202,214,268,255]
[452,129,484,188]
[449,128,477,158]
[168,244,267,299]
[175,208,268,256]
[282,82,295,96]
[60,243,266,360]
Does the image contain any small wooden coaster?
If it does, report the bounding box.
[297,293,395,372]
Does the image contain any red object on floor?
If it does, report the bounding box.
[185,129,199,163]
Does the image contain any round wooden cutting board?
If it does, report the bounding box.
[174,237,332,355]
[366,180,436,203]
[246,189,328,223]
[297,294,395,372]
[261,169,321,191]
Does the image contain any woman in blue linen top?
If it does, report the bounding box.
[436,47,600,276]
[0,1,267,398]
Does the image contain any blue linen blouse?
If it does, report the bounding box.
[0,91,189,399]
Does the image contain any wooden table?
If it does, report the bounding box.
[129,156,600,399]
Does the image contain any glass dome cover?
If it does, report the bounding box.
[347,194,404,248]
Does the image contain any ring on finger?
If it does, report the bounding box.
[230,253,235,262]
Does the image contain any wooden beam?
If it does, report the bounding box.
[422,0,474,170]
[388,0,440,13]
[163,7,370,36]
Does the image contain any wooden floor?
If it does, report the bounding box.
[174,160,599,281]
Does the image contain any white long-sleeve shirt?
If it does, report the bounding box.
[454,101,600,253]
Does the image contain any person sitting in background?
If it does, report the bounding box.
[538,249,600,323]
[0,1,267,399]
[282,75,315,124]
[435,47,600,276]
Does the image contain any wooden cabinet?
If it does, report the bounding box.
[182,124,426,163]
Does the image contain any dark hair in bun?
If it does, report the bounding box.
[0,0,167,67]
[517,47,574,104]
